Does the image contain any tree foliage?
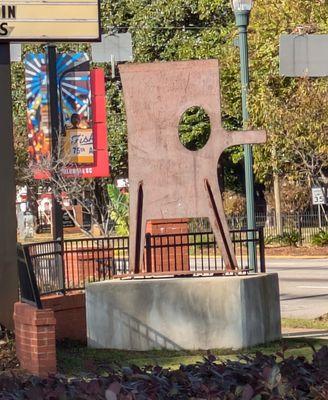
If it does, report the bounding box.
[178,107,211,151]
[11,0,328,211]
[248,0,328,190]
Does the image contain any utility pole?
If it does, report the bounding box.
[47,45,63,242]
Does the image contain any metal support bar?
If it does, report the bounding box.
[145,233,152,273]
[134,183,144,274]
[258,227,266,273]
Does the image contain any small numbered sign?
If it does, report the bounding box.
[312,187,327,205]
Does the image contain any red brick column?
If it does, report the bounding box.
[146,219,190,273]
[14,302,56,377]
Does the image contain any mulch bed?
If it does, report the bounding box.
[0,332,19,372]
[265,246,328,257]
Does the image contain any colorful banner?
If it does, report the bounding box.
[25,53,109,179]
[61,68,110,178]
[25,53,50,169]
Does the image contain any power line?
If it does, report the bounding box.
[107,25,222,32]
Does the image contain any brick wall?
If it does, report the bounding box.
[146,219,190,273]
[14,302,56,376]
[42,293,86,343]
[64,249,113,289]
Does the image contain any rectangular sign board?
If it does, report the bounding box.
[280,34,328,77]
[312,187,327,206]
[64,129,94,164]
[0,0,100,42]
[92,33,133,63]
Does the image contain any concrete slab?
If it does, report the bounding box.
[86,274,281,350]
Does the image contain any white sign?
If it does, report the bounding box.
[10,43,21,61]
[312,187,327,205]
[0,1,100,42]
[92,33,133,63]
[116,178,129,188]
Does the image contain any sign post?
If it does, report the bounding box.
[0,0,101,329]
[47,44,64,242]
[312,187,327,229]
[0,42,18,329]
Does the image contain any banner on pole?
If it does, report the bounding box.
[25,53,109,179]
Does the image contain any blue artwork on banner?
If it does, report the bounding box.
[25,52,91,166]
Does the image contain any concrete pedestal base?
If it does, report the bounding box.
[86,274,281,350]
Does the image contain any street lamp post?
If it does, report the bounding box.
[231,0,257,270]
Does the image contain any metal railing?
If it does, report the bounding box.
[17,244,43,309]
[144,229,265,275]
[23,228,265,296]
[190,211,328,245]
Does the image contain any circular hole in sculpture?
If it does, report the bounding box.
[178,106,211,151]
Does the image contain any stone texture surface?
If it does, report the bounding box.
[86,274,281,350]
[119,60,266,272]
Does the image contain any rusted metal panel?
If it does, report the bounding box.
[119,60,266,273]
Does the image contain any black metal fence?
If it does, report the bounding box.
[190,211,328,245]
[17,244,43,309]
[144,229,265,275]
[23,228,265,296]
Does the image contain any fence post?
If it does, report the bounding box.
[297,212,302,246]
[145,233,152,273]
[258,227,266,273]
[55,238,66,295]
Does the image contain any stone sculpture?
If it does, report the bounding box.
[119,59,266,273]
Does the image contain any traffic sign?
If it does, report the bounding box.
[312,187,327,205]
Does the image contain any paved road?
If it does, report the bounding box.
[267,258,328,319]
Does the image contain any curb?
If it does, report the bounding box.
[266,256,328,260]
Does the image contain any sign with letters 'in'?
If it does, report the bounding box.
[0,0,100,41]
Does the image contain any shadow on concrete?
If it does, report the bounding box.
[88,306,183,350]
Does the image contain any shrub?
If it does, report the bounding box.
[1,348,328,399]
[311,230,328,247]
[266,230,301,247]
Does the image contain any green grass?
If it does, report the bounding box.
[282,317,328,330]
[57,338,328,376]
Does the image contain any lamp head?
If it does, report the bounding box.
[231,0,253,12]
